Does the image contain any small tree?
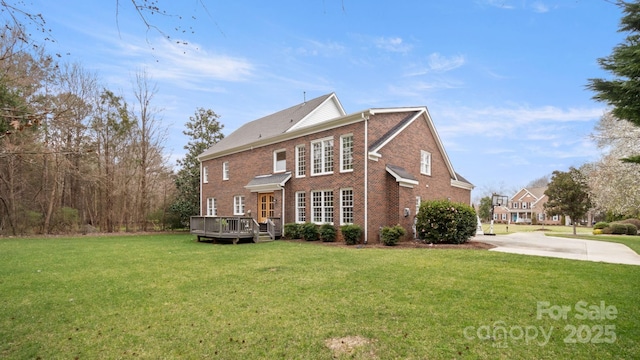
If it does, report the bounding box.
[478,196,492,222]
[416,200,476,244]
[544,168,591,235]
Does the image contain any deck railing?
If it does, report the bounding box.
[190,216,282,242]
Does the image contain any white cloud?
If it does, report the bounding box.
[405,53,465,77]
[477,0,515,10]
[375,36,412,53]
[294,39,346,57]
[531,2,550,13]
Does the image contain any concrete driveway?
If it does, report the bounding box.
[477,232,640,266]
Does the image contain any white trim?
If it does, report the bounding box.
[203,166,209,183]
[451,179,474,190]
[386,166,419,188]
[420,150,431,176]
[233,195,245,215]
[295,191,306,223]
[273,148,287,173]
[340,188,354,225]
[311,136,334,176]
[222,161,229,180]
[340,133,354,173]
[295,144,306,178]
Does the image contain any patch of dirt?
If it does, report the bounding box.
[285,239,495,250]
[325,336,377,359]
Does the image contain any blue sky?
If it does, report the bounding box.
[19,0,625,198]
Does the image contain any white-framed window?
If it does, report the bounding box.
[311,137,334,175]
[341,188,354,225]
[513,202,519,209]
[312,190,334,224]
[415,196,421,215]
[552,215,559,221]
[203,166,209,183]
[420,150,431,176]
[501,213,507,220]
[295,191,306,223]
[206,198,217,216]
[522,202,528,209]
[223,161,229,180]
[493,213,498,220]
[295,144,306,178]
[538,213,545,221]
[274,149,286,173]
[233,195,245,215]
[340,134,353,172]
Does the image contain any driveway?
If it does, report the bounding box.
[476,232,640,266]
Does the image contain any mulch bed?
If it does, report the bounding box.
[283,239,495,250]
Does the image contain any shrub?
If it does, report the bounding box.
[601,226,613,234]
[380,224,407,246]
[624,223,638,235]
[610,223,628,235]
[593,221,609,230]
[593,229,603,235]
[51,207,79,233]
[416,199,477,244]
[619,218,640,229]
[283,223,302,239]
[319,224,337,242]
[300,222,319,241]
[341,224,363,245]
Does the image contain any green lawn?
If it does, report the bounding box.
[1,234,639,359]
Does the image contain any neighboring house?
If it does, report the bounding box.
[196,93,473,243]
[492,187,563,225]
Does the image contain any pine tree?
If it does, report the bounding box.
[171,108,224,226]
[587,1,640,163]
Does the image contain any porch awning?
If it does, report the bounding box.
[386,164,419,188]
[244,172,292,192]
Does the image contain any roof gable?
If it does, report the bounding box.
[199,93,344,160]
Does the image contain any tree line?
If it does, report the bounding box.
[0,26,223,235]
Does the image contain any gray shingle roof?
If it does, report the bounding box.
[199,93,334,159]
[245,172,292,191]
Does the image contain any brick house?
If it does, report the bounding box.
[492,187,564,225]
[197,93,473,243]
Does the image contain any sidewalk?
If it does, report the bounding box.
[476,231,640,266]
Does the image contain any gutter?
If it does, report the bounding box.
[363,112,369,244]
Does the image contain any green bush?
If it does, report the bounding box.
[283,223,302,239]
[300,222,319,241]
[610,223,628,235]
[601,226,613,234]
[380,224,407,246]
[319,224,337,242]
[593,221,609,230]
[341,224,363,245]
[51,207,79,233]
[624,223,638,235]
[416,199,477,244]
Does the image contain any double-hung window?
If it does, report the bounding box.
[340,189,354,225]
[311,190,334,224]
[206,198,217,216]
[311,137,334,175]
[202,166,209,183]
[420,150,431,176]
[295,145,306,177]
[223,161,229,180]
[340,134,353,172]
[233,195,245,215]
[295,192,306,223]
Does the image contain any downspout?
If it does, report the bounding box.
[363,112,369,244]
[281,186,286,232]
[199,161,203,216]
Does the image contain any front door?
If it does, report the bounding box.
[258,193,275,223]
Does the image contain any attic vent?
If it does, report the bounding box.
[258,134,262,138]
[290,119,293,122]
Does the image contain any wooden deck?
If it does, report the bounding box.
[190,216,282,244]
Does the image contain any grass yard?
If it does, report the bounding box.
[1,233,639,359]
